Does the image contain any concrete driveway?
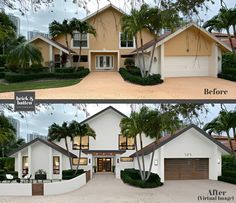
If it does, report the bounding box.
[0,174,236,203]
[0,72,236,99]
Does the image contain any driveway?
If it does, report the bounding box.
[0,72,236,99]
[0,174,235,203]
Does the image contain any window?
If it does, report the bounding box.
[53,156,60,174]
[120,157,134,162]
[120,33,135,48]
[73,136,89,150]
[73,55,88,63]
[22,156,28,175]
[119,135,135,150]
[73,33,88,48]
[72,158,88,165]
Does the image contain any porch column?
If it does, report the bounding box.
[159,146,164,182]
[48,148,53,180]
[17,151,22,178]
[49,45,53,62]
[59,153,62,180]
[115,154,121,179]
[88,51,91,71]
[59,50,62,68]
[160,44,165,79]
[87,154,93,179]
[117,51,120,71]
[27,146,32,175]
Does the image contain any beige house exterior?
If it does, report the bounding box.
[29,4,154,71]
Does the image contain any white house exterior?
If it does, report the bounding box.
[134,23,231,79]
[9,107,230,182]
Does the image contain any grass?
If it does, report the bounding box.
[0,79,81,93]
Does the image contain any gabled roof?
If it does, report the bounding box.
[130,124,231,157]
[28,35,76,55]
[214,136,236,151]
[80,106,127,124]
[135,23,232,53]
[82,4,125,22]
[8,138,77,158]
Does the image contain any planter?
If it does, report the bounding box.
[35,174,47,180]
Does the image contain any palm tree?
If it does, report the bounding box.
[0,114,16,157]
[69,120,96,175]
[69,18,96,70]
[48,122,74,169]
[7,42,42,72]
[204,110,236,160]
[49,19,74,66]
[203,8,236,58]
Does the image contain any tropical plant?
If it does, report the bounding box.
[69,18,96,70]
[48,122,74,169]
[69,120,96,175]
[0,12,16,42]
[49,19,74,66]
[0,114,16,157]
[6,42,43,72]
[204,110,236,160]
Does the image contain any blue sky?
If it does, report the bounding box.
[1,103,236,140]
[4,0,236,37]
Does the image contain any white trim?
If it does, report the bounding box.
[82,4,125,22]
[28,35,70,54]
[49,45,53,61]
[119,32,136,49]
[71,32,89,49]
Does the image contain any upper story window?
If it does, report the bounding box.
[119,134,135,150]
[119,33,135,48]
[73,33,88,48]
[22,156,29,175]
[73,136,89,150]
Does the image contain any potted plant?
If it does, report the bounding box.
[112,165,115,173]
[93,165,97,173]
[35,169,47,180]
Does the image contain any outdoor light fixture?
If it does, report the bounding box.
[217,159,220,164]
[89,159,91,164]
[117,158,119,163]
[154,160,158,166]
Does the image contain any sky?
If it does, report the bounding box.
[3,0,236,38]
[1,103,236,140]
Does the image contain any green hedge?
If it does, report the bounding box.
[218,73,236,82]
[222,155,236,171]
[218,176,236,184]
[222,68,236,76]
[120,169,163,188]
[55,67,85,73]
[222,53,236,69]
[62,169,84,180]
[0,72,5,79]
[119,68,163,86]
[222,170,236,179]
[4,68,90,83]
[0,157,15,171]
[0,55,7,67]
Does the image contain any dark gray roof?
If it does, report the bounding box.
[82,150,126,154]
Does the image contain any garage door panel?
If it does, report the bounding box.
[164,158,209,180]
[164,56,209,77]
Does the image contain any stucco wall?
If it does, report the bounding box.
[31,39,50,66]
[0,183,32,196]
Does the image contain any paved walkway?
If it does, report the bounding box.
[0,72,236,99]
[0,174,236,203]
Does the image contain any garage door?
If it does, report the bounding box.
[164,158,209,180]
[164,56,209,77]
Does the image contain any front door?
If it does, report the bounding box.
[97,158,111,172]
[96,56,113,70]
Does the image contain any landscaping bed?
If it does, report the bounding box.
[62,169,84,180]
[119,67,163,86]
[120,168,163,188]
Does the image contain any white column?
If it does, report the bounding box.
[49,45,53,62]
[59,50,62,68]
[117,51,120,71]
[88,51,91,71]
[48,148,53,180]
[160,44,165,79]
[17,151,22,178]
[115,154,121,179]
[159,146,164,182]
[59,154,62,180]
[27,146,31,175]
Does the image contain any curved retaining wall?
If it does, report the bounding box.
[0,183,32,196]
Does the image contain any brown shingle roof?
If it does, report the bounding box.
[214,136,236,151]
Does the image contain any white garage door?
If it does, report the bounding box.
[164,56,209,77]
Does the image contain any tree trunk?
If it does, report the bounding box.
[233,127,236,141]
[147,38,157,76]
[139,31,146,78]
[74,136,82,175]
[64,138,72,170]
[134,137,144,180]
[145,148,155,181]
[65,35,72,67]
[75,34,83,72]
[226,29,236,59]
[135,35,144,78]
[139,133,146,180]
[227,131,236,161]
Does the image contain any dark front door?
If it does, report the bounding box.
[97,158,111,172]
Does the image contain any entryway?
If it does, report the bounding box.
[97,158,112,172]
[96,56,113,70]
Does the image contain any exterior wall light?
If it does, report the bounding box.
[154,160,158,166]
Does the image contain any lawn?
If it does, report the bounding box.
[0,79,81,93]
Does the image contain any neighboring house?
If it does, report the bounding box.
[134,23,231,78]
[29,4,154,70]
[9,107,230,182]
[131,125,230,182]
[213,33,236,50]
[214,136,236,152]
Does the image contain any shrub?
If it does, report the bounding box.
[55,68,89,79]
[222,155,236,171]
[218,176,236,184]
[119,68,163,86]
[222,170,236,179]
[30,64,48,73]
[55,67,85,73]
[4,72,55,82]
[0,72,4,79]
[0,157,14,171]
[222,53,236,69]
[218,73,236,82]
[124,58,135,68]
[0,67,5,72]
[62,169,84,180]
[0,55,7,67]
[222,68,236,76]
[120,169,163,188]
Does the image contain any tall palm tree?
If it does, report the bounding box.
[48,122,74,169]
[7,42,42,72]
[203,8,236,58]
[49,19,74,66]
[204,110,236,160]
[0,114,16,157]
[69,120,96,175]
[69,18,96,70]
